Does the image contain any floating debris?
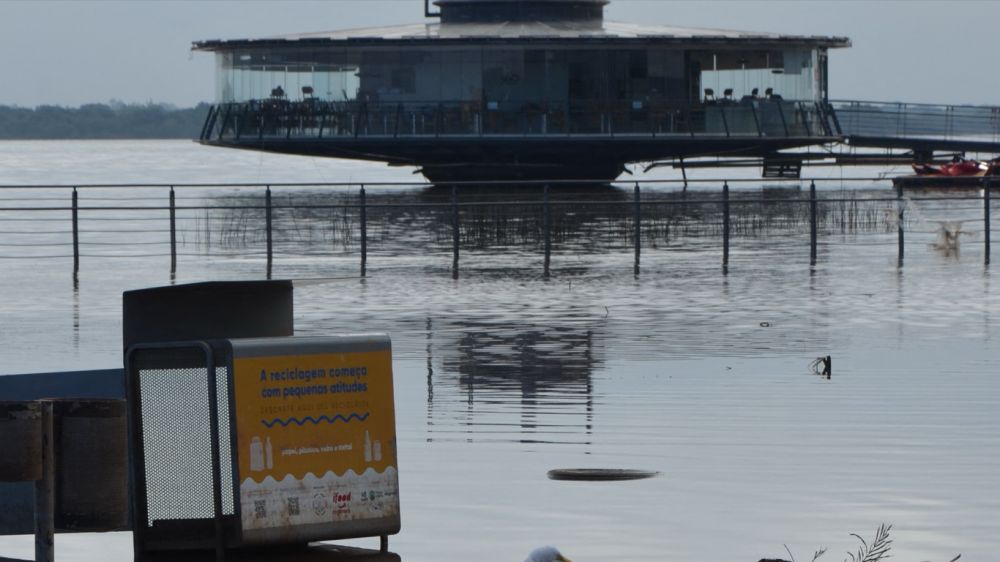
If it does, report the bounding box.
[547,468,659,481]
[809,355,832,379]
[525,545,573,562]
[932,221,975,256]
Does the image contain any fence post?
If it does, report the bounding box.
[543,184,551,278]
[169,187,177,274]
[35,400,54,562]
[360,185,367,277]
[634,182,641,276]
[897,181,905,267]
[72,188,79,275]
[451,186,459,279]
[723,181,730,272]
[810,180,818,266]
[265,186,273,279]
[985,177,992,266]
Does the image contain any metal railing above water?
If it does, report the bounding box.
[197,98,1000,162]
[0,177,994,279]
[201,99,837,141]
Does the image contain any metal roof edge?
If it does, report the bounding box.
[192,35,850,52]
[190,18,850,51]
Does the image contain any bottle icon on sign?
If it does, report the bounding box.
[364,430,372,462]
[265,437,274,470]
[373,440,382,462]
[250,437,265,472]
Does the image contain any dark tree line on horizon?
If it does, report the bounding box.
[0,102,212,139]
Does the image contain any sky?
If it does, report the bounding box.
[1,0,998,108]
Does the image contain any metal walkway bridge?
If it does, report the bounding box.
[830,100,1000,156]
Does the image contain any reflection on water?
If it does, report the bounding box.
[203,185,902,264]
[426,317,599,445]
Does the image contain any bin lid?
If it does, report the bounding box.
[123,280,293,350]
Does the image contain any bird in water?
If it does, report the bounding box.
[525,546,572,562]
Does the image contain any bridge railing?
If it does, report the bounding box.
[201,99,836,141]
[830,99,1000,143]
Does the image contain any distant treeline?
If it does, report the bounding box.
[0,102,212,139]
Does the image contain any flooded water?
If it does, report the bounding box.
[0,141,997,562]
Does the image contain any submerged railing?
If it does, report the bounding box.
[0,178,994,279]
[201,99,836,141]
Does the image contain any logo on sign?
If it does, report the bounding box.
[334,492,351,508]
[334,491,351,515]
[312,493,328,516]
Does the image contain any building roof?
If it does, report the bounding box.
[193,20,851,51]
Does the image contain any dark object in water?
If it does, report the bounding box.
[547,468,659,481]
[810,355,832,379]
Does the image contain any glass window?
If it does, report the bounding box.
[432,48,482,104]
[216,53,234,102]
[691,48,818,102]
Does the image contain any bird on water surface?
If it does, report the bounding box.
[525,546,572,562]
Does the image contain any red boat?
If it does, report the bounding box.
[912,157,998,177]
[896,157,999,189]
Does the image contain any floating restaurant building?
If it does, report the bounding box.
[194,0,850,182]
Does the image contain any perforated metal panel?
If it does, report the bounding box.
[215,366,234,515]
[137,366,234,525]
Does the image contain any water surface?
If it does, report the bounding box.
[0,141,996,562]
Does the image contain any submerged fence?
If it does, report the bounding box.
[0,177,994,278]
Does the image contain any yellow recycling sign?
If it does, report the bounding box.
[229,335,399,544]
